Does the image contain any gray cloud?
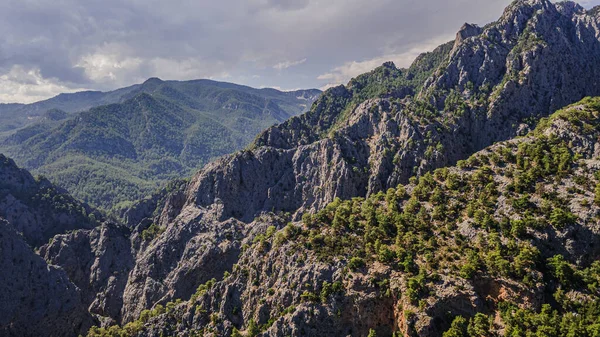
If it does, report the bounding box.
[0,0,598,103]
[264,0,311,11]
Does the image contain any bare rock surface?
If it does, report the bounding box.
[0,220,94,337]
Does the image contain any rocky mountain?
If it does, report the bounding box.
[108,96,600,337]
[0,222,94,337]
[0,155,102,336]
[0,80,320,211]
[0,154,101,247]
[4,0,600,336]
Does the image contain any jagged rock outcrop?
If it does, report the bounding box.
[424,0,600,148]
[0,220,94,337]
[0,155,106,336]
[452,23,483,51]
[120,215,245,322]
[0,154,100,247]
[40,223,134,322]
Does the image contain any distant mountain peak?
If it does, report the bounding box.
[143,77,163,85]
[140,77,164,91]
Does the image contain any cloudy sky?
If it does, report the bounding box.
[1,0,598,103]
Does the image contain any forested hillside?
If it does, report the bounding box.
[0,79,319,211]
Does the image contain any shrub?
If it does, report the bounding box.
[349,257,365,271]
[547,255,574,286]
[247,319,260,337]
[141,223,165,241]
[468,313,491,336]
[549,208,577,228]
[443,316,468,337]
[300,290,319,302]
[459,262,477,280]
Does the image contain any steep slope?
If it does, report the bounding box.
[0,80,320,211]
[35,0,600,335]
[420,0,600,148]
[89,97,600,337]
[0,221,94,337]
[39,222,134,323]
[0,155,104,336]
[0,154,101,247]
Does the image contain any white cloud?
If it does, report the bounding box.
[0,0,519,102]
[77,52,143,84]
[75,43,234,88]
[273,58,307,70]
[317,36,451,87]
[0,66,87,103]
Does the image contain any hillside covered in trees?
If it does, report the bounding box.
[0,79,319,212]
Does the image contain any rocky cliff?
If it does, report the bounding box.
[178,0,600,224]
[0,221,94,337]
[0,154,100,247]
[0,154,105,336]
[92,95,600,337]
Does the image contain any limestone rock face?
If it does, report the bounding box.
[120,215,245,322]
[0,154,99,247]
[0,220,94,337]
[0,155,102,336]
[40,223,134,322]
[452,23,483,51]
[424,0,600,149]
[131,98,600,337]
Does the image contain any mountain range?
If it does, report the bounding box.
[0,79,320,211]
[2,0,600,336]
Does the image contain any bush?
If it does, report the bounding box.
[349,257,365,271]
[247,319,260,337]
[320,281,343,303]
[141,223,165,241]
[459,262,477,280]
[468,313,491,336]
[300,290,319,302]
[443,316,468,337]
[549,208,577,228]
[547,255,574,286]
[378,245,396,263]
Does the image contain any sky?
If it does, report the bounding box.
[0,0,598,104]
